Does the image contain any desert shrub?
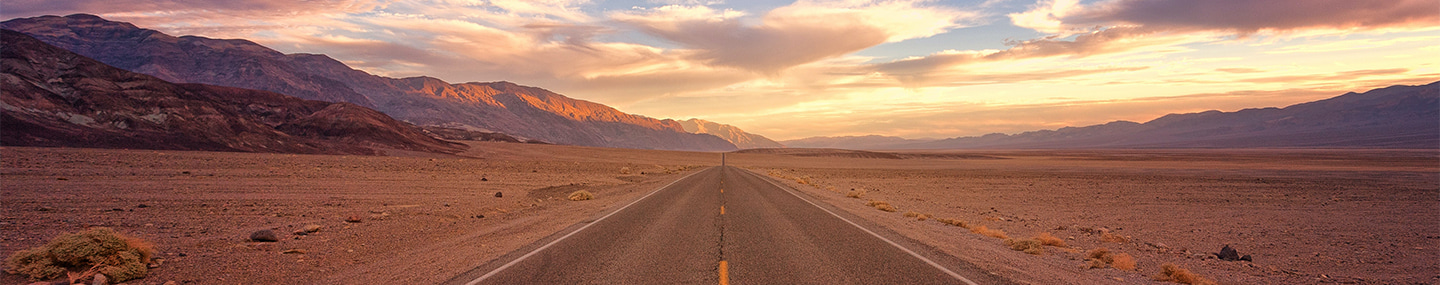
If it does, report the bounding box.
[916,213,930,221]
[4,227,155,282]
[619,167,632,174]
[936,218,969,228]
[845,189,866,199]
[568,190,594,201]
[1100,231,1128,243]
[1004,238,1045,255]
[969,225,1009,239]
[903,211,920,218]
[865,200,897,212]
[1086,248,1137,271]
[1035,232,1068,247]
[1155,263,1215,285]
[1110,253,1136,270]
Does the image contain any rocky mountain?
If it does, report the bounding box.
[780,135,934,150]
[677,118,783,149]
[2,14,737,151]
[1,29,466,155]
[898,82,1440,149]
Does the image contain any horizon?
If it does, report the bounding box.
[5,0,1437,141]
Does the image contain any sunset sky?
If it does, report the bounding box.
[6,0,1439,140]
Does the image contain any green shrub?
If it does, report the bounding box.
[4,227,155,282]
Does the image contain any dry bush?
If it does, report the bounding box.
[619,167,632,174]
[936,218,970,229]
[795,177,810,185]
[4,227,156,282]
[1085,248,1137,271]
[845,189,866,199]
[865,200,897,212]
[1101,232,1129,243]
[1110,253,1136,270]
[568,190,594,201]
[1004,238,1045,255]
[917,213,931,221]
[903,211,920,218]
[1035,232,1068,247]
[970,225,1009,239]
[1155,263,1216,285]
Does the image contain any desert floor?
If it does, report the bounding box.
[2,144,1437,284]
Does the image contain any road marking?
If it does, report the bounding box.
[720,205,725,215]
[463,168,713,285]
[718,260,729,285]
[737,168,979,285]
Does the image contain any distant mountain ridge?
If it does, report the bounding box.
[2,14,737,151]
[868,82,1438,149]
[678,119,783,149]
[781,135,934,150]
[0,30,465,155]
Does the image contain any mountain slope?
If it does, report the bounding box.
[677,118,783,149]
[2,14,737,151]
[902,82,1440,149]
[0,29,465,155]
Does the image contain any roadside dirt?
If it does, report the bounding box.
[732,149,1439,284]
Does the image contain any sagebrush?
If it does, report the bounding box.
[4,227,155,282]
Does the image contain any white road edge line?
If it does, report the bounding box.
[464,167,714,285]
[736,168,980,285]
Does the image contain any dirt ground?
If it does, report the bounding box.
[3,145,1437,284]
[0,142,718,284]
[729,149,1439,284]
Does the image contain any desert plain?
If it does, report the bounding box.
[2,143,1437,284]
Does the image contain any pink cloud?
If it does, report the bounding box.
[1061,0,1440,34]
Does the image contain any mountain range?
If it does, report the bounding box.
[1,30,464,155]
[678,118,783,149]
[2,14,743,151]
[794,82,1439,150]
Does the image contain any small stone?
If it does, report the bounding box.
[302,224,322,233]
[56,177,68,181]
[163,281,178,285]
[345,216,363,223]
[36,206,53,212]
[494,192,503,198]
[136,204,150,208]
[181,171,191,175]
[481,177,488,181]
[91,273,108,285]
[443,203,451,207]
[250,229,279,242]
[282,249,307,254]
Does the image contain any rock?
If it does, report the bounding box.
[481,177,488,181]
[250,229,279,242]
[91,273,107,285]
[1216,244,1241,261]
[494,192,503,198]
[443,203,451,207]
[282,249,306,254]
[163,281,178,285]
[294,224,323,235]
[136,204,150,208]
[1241,254,1253,262]
[345,216,363,223]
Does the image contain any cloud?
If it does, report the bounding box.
[1054,0,1440,35]
[612,0,981,73]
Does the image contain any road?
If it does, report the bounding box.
[446,166,1010,284]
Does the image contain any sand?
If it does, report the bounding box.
[3,145,1436,284]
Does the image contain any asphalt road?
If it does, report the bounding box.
[446,166,1011,284]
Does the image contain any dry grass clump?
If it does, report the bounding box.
[1004,238,1045,255]
[568,190,594,201]
[1100,231,1129,243]
[795,177,811,185]
[1154,263,1215,285]
[969,225,1009,239]
[865,200,897,212]
[619,167,632,174]
[936,218,970,229]
[1035,232,1068,247]
[1086,248,1137,271]
[4,227,156,282]
[845,189,866,198]
[902,211,931,221]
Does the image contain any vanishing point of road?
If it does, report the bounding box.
[445,165,1013,284]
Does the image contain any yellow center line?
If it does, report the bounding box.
[718,260,729,285]
[720,206,725,215]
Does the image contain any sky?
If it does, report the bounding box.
[5,0,1439,140]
